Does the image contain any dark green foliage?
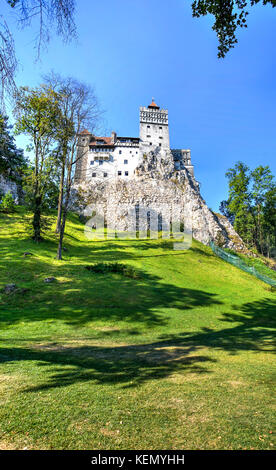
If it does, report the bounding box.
[221,162,276,257]
[191,0,276,58]
[14,85,62,241]
[85,262,141,279]
[0,114,26,182]
[0,191,15,212]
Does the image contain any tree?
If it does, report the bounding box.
[44,75,100,259]
[263,186,276,258]
[191,0,276,58]
[14,85,61,241]
[1,0,76,106]
[225,161,254,246]
[222,161,276,256]
[0,19,17,106]
[251,165,275,253]
[0,113,26,182]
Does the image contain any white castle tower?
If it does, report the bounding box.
[139,99,170,151]
[74,99,193,183]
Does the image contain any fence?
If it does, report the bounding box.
[210,241,276,287]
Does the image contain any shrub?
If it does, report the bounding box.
[85,262,141,279]
[0,192,15,213]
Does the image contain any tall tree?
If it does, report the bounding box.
[225,161,254,246]
[251,165,275,254]
[14,85,61,241]
[0,113,26,181]
[191,0,276,58]
[42,74,100,258]
[222,161,276,256]
[263,186,276,258]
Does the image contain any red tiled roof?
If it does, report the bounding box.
[89,136,113,146]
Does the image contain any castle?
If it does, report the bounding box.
[74,99,194,183]
[73,100,244,251]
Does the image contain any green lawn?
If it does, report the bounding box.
[0,208,275,450]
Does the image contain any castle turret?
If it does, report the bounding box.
[139,99,170,151]
[75,129,91,182]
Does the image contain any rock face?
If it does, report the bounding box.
[0,175,21,203]
[73,149,245,250]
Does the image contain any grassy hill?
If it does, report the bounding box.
[0,208,275,450]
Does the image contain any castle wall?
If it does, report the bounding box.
[86,141,141,181]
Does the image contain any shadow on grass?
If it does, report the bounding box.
[0,259,222,327]
[0,340,215,391]
[0,297,274,391]
[0,222,223,329]
[159,297,276,353]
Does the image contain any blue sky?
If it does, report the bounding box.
[3,0,276,211]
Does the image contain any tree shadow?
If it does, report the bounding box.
[0,258,222,327]
[0,297,274,391]
[0,340,215,392]
[159,297,276,353]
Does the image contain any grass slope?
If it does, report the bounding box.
[0,208,275,450]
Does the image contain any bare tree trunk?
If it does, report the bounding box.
[32,141,42,242]
[55,159,65,233]
[33,194,42,242]
[56,164,72,260]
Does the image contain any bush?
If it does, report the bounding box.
[85,262,141,279]
[0,192,15,213]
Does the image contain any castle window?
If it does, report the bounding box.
[159,136,163,139]
[150,142,152,146]
[103,173,108,177]
[90,161,94,165]
[125,171,129,176]
[118,171,122,176]
[147,135,151,138]
[159,143,162,147]
[92,173,96,177]
[99,160,103,165]
[147,125,150,128]
[124,159,128,164]
[159,126,162,130]
[119,150,122,154]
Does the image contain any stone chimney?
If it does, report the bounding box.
[111,131,117,144]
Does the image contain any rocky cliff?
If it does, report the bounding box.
[73,149,245,250]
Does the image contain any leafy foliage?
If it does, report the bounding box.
[0,114,26,182]
[85,262,141,279]
[0,190,15,212]
[191,0,276,58]
[221,161,276,257]
[14,85,62,240]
